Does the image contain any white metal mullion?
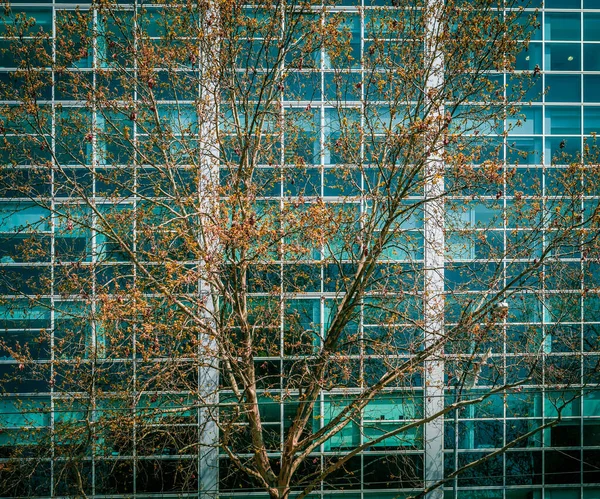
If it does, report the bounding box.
[319,7,326,496]
[279,4,286,458]
[50,3,57,496]
[579,7,585,496]
[132,0,139,493]
[502,4,509,497]
[197,3,219,495]
[358,5,365,497]
[540,7,547,495]
[90,7,99,496]
[423,0,445,497]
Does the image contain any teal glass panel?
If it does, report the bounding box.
[283,166,319,196]
[585,44,600,71]
[545,13,581,41]
[0,7,52,35]
[456,421,503,449]
[365,494,416,499]
[584,75,600,103]
[507,294,543,323]
[317,396,360,451]
[506,391,543,417]
[0,300,50,332]
[545,43,581,71]
[285,71,321,101]
[56,108,93,165]
[546,106,582,135]
[0,38,51,68]
[283,298,320,355]
[324,71,361,101]
[585,294,600,322]
[515,42,542,71]
[507,137,542,164]
[511,0,542,5]
[508,74,543,102]
[323,167,361,196]
[285,109,319,164]
[547,137,581,163]
[378,231,423,261]
[56,10,93,69]
[0,203,49,232]
[508,107,542,135]
[324,13,360,69]
[545,391,581,418]
[54,301,91,359]
[584,13,600,41]
[507,323,544,353]
[362,422,422,449]
[546,0,579,6]
[584,106,600,134]
[515,11,541,41]
[284,13,320,69]
[505,489,542,499]
[98,12,134,69]
[584,391,600,417]
[508,167,543,194]
[545,75,581,102]
[506,451,543,486]
[0,397,49,428]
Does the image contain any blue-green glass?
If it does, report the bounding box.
[515,11,541,41]
[507,294,543,323]
[544,486,580,496]
[545,43,581,71]
[584,13,600,41]
[0,8,52,35]
[323,167,361,196]
[324,71,361,101]
[545,13,581,41]
[506,392,542,417]
[545,75,581,102]
[546,0,580,6]
[584,44,600,71]
[547,137,581,163]
[459,420,503,449]
[585,75,600,103]
[505,488,542,499]
[325,13,360,70]
[584,294,600,322]
[284,299,320,331]
[508,107,543,135]
[515,42,542,70]
[584,106,600,133]
[318,396,360,451]
[508,74,543,103]
[0,204,49,232]
[0,397,49,428]
[584,391,600,417]
[546,106,582,135]
[507,137,543,164]
[583,488,600,499]
[285,71,321,101]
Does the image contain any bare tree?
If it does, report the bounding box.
[0,0,597,497]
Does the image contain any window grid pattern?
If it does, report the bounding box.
[0,1,599,499]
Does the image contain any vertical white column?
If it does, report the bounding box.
[198,3,219,497]
[423,0,445,497]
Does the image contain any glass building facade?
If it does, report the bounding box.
[0,1,599,498]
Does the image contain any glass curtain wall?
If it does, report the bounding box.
[0,1,599,499]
